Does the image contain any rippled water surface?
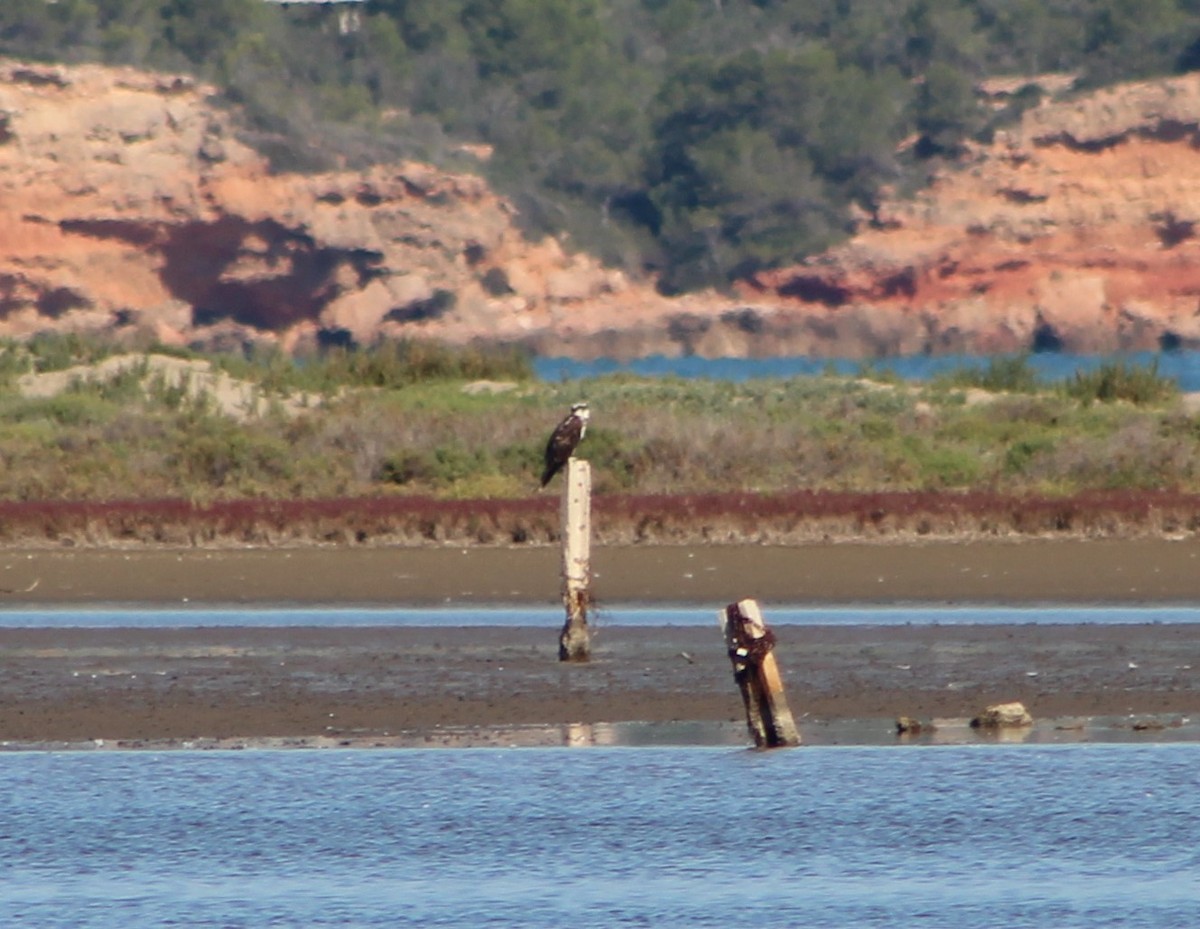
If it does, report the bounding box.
[5,745,1199,927]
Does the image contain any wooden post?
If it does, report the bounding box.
[720,599,801,748]
[558,458,591,662]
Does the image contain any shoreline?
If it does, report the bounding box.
[9,715,1200,752]
[3,539,1200,749]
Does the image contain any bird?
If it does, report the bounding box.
[541,402,590,487]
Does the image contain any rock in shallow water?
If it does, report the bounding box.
[970,701,1034,729]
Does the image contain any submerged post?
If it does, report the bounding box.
[559,458,591,661]
[721,599,801,748]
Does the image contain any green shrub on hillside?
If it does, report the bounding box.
[1063,360,1179,405]
[218,341,534,394]
[1003,436,1057,476]
[935,355,1042,393]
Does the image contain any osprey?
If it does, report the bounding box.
[541,402,590,487]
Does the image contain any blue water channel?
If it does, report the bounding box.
[1,604,1198,628]
[3,744,1198,928]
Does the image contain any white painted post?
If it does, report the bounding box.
[559,458,591,662]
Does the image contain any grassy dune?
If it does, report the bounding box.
[0,337,1197,546]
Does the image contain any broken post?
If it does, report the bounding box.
[721,599,801,748]
[558,457,591,661]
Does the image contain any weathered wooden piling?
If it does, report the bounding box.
[558,458,591,661]
[721,599,801,748]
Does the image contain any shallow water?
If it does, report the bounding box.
[4,745,1199,928]
[3,604,1200,628]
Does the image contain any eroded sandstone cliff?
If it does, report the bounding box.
[0,59,653,356]
[3,59,1200,359]
[743,77,1200,358]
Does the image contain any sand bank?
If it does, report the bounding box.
[1,537,1199,606]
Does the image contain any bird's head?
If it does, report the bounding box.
[570,402,590,422]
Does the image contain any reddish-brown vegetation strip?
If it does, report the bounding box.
[1,490,1198,547]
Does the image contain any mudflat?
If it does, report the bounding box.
[1,539,1199,748]
[2,537,1200,605]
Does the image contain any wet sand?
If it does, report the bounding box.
[2,537,1200,605]
[2,539,1200,748]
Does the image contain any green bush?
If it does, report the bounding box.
[291,340,533,391]
[570,426,650,492]
[379,444,490,489]
[902,437,982,489]
[936,355,1042,393]
[24,332,115,373]
[13,393,116,428]
[860,416,897,440]
[1063,360,1178,405]
[1004,436,1056,475]
[171,423,295,491]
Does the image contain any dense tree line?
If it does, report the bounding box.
[4,0,1200,293]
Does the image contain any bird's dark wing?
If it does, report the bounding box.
[541,416,582,486]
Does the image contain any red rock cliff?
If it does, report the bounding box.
[3,59,1200,359]
[743,76,1200,357]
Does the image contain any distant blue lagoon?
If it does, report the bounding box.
[535,350,1200,390]
[5,745,1199,928]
